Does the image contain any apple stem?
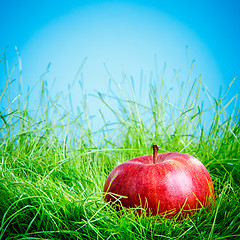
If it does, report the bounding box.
[152,145,159,164]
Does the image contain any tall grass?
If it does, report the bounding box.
[0,48,240,239]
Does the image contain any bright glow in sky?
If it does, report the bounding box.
[22,3,222,94]
[0,0,239,121]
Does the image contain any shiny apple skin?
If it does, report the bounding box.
[103,152,214,217]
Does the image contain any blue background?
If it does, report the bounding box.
[0,0,239,122]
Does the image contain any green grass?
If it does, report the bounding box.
[0,49,240,239]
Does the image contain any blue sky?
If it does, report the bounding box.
[0,0,239,120]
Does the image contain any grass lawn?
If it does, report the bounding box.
[0,52,240,239]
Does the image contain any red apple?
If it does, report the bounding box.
[103,145,214,217]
